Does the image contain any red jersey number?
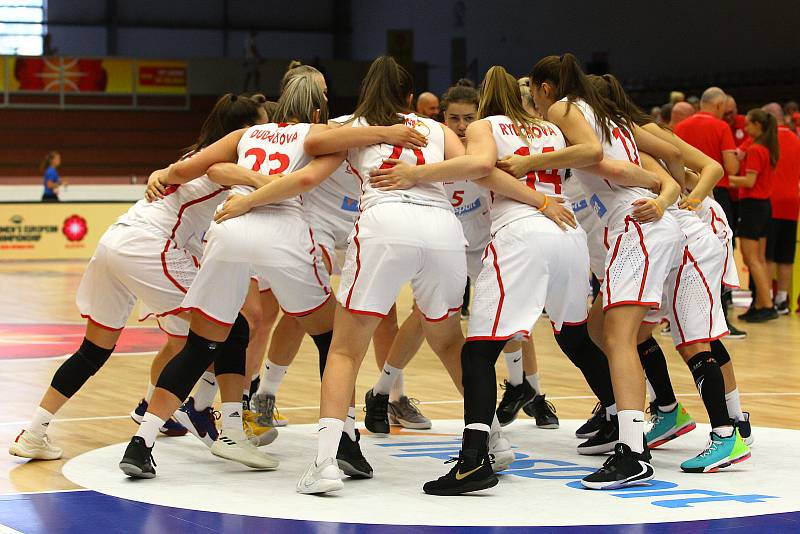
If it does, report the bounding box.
[451,190,465,207]
[379,145,426,169]
[245,148,290,175]
[513,146,561,193]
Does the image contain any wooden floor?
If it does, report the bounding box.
[2,260,799,494]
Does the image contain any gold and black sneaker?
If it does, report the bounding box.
[423,429,498,496]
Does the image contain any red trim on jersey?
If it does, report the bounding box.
[259,287,273,294]
[672,247,689,345]
[488,243,506,337]
[675,330,729,350]
[603,226,609,250]
[602,300,661,312]
[161,239,189,294]
[282,293,333,317]
[308,229,331,295]
[467,330,530,342]
[721,280,740,289]
[629,217,650,302]
[179,307,234,327]
[688,247,715,341]
[137,307,184,322]
[344,220,363,309]
[81,314,123,332]
[550,318,588,334]
[604,233,624,304]
[319,244,333,274]
[343,306,388,319]
[422,306,462,322]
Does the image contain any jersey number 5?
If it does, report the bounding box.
[245,148,290,175]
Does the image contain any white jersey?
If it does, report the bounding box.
[347,113,452,213]
[235,122,314,216]
[304,160,361,223]
[567,98,657,227]
[116,173,225,257]
[697,197,733,245]
[443,179,488,221]
[483,115,568,233]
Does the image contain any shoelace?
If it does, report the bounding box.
[698,438,721,458]
[401,397,423,416]
[540,398,557,415]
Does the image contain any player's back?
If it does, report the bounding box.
[484,114,567,232]
[235,122,314,216]
[348,113,452,213]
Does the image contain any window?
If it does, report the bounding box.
[0,1,45,55]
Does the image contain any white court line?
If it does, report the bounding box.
[0,524,23,534]
[1,391,798,426]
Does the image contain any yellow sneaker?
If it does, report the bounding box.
[273,406,289,427]
[243,409,278,446]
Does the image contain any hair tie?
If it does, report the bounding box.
[230,94,238,102]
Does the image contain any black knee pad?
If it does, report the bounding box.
[710,339,731,366]
[554,323,595,368]
[312,330,333,380]
[157,330,222,401]
[460,340,504,383]
[215,314,249,376]
[637,336,661,366]
[51,338,114,398]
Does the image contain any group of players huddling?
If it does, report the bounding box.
[11,53,759,495]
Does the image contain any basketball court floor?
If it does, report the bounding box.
[2,260,799,532]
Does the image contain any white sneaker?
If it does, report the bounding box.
[297,457,344,494]
[210,429,279,470]
[489,429,514,473]
[9,430,62,460]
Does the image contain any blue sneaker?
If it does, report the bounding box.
[130,399,188,437]
[173,396,219,448]
[646,402,696,448]
[680,429,751,473]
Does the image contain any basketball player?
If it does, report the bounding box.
[9,94,270,461]
[295,56,558,494]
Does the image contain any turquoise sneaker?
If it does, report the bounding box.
[646,402,696,448]
[680,429,751,473]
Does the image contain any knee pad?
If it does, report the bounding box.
[157,330,222,401]
[312,330,333,380]
[215,314,249,376]
[51,338,114,398]
[637,336,662,366]
[554,323,595,369]
[710,339,731,366]
[460,340,504,382]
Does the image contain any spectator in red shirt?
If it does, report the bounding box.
[669,101,694,128]
[785,101,800,134]
[728,109,780,322]
[724,95,749,147]
[762,103,800,314]
[674,87,740,233]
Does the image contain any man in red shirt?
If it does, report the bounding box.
[724,96,750,147]
[763,103,800,314]
[669,102,694,128]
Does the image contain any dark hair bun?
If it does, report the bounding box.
[456,78,475,88]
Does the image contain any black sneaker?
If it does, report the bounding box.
[523,394,559,428]
[743,307,778,323]
[577,414,618,455]
[736,412,754,446]
[737,306,756,321]
[726,322,747,340]
[119,436,156,479]
[364,389,390,435]
[776,300,790,315]
[576,403,605,438]
[423,429,498,496]
[337,429,373,479]
[496,380,535,426]
[581,443,654,490]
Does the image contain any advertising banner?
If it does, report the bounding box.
[136,61,187,94]
[0,203,133,260]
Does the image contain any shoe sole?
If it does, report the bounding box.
[337,459,374,479]
[388,414,432,430]
[491,451,516,472]
[210,446,279,470]
[647,421,697,449]
[249,427,279,447]
[681,451,751,473]
[581,463,655,490]
[577,441,618,455]
[297,478,344,494]
[8,444,61,461]
[130,412,144,425]
[119,462,155,479]
[536,422,560,429]
[575,429,600,439]
[173,410,215,448]
[424,475,498,496]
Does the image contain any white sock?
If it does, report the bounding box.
[490,414,501,434]
[776,290,788,304]
[713,425,734,438]
[136,412,164,447]
[220,402,243,432]
[617,409,645,454]
[606,403,618,419]
[465,423,491,433]
[389,371,404,403]
[725,389,744,422]
[525,373,541,396]
[257,359,288,397]
[28,407,54,438]
[316,418,344,464]
[504,350,523,386]
[645,379,657,404]
[373,364,402,396]
[344,406,357,441]
[193,372,218,410]
[145,383,156,404]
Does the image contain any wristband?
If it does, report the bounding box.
[540,195,549,211]
[650,199,664,217]
[683,197,701,211]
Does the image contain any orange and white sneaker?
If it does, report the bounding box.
[9,430,62,460]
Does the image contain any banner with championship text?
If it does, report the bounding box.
[0,203,133,261]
